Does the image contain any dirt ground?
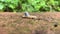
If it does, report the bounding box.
[0,12,60,34]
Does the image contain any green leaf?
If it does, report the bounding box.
[0,3,5,10]
[8,4,15,9]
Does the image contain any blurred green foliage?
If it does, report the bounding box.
[0,0,60,12]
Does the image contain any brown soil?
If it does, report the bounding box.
[0,12,60,34]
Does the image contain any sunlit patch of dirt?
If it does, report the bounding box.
[0,12,60,34]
